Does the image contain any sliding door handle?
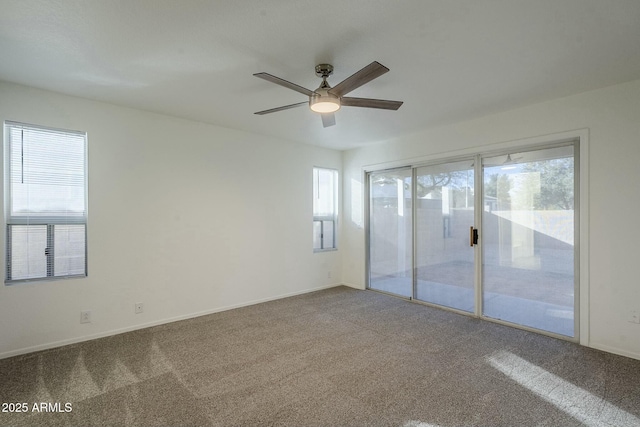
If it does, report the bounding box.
[469,227,478,246]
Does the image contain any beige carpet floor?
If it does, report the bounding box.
[1,286,639,426]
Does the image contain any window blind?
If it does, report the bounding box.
[5,121,87,282]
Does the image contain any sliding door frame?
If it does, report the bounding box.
[364,129,589,346]
[474,154,484,318]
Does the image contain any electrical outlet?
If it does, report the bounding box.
[628,310,640,324]
[135,302,144,314]
[80,310,91,324]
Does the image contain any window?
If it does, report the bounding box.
[4,121,87,283]
[313,167,338,251]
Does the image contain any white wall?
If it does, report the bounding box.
[0,81,342,358]
[4,78,639,362]
[342,79,640,360]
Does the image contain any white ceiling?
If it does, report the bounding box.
[1,1,640,151]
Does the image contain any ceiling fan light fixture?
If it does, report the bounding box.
[309,95,340,113]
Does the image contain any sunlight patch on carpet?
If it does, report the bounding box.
[487,351,640,427]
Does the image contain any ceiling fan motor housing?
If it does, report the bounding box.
[315,64,334,78]
[310,64,340,112]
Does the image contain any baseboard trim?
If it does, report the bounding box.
[588,342,640,361]
[341,282,365,290]
[0,283,343,360]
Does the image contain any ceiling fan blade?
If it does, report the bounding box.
[253,72,315,97]
[321,113,336,127]
[254,101,307,115]
[328,61,389,97]
[341,97,403,110]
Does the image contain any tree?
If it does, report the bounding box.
[484,173,511,209]
[522,158,574,210]
[416,171,470,198]
[371,171,471,199]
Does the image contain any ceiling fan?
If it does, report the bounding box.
[253,61,403,127]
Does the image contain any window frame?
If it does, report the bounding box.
[4,121,88,284]
[313,166,338,252]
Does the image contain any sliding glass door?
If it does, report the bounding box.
[368,169,412,297]
[367,142,578,339]
[415,161,475,312]
[482,146,576,336]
